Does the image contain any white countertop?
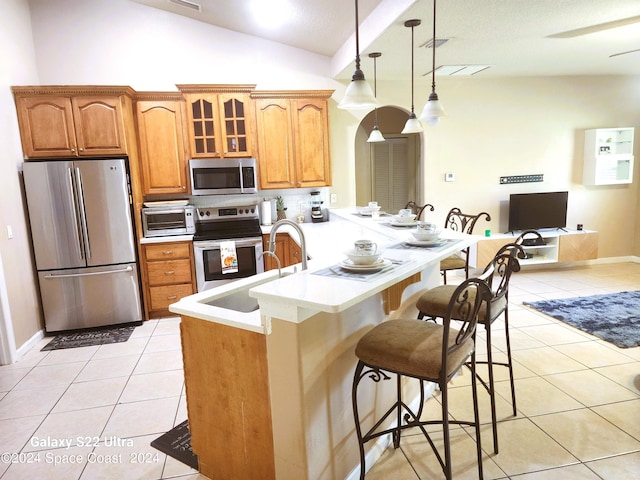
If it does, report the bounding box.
[140,234,194,244]
[169,208,479,332]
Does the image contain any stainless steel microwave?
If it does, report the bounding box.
[189,158,258,195]
[142,206,196,237]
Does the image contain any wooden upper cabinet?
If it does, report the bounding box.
[252,90,333,190]
[12,86,132,159]
[135,93,189,196]
[177,85,255,159]
[255,98,295,189]
[292,97,332,188]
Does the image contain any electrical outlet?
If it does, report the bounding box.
[330,193,337,203]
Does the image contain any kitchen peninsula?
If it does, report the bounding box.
[169,210,479,480]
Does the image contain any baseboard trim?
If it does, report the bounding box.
[15,329,45,361]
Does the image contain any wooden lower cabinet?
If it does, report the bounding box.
[262,233,303,270]
[141,241,196,319]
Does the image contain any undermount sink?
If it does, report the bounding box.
[203,271,294,313]
[206,291,260,313]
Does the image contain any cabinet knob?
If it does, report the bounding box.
[70,148,75,153]
[79,147,84,152]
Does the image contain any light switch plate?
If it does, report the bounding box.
[445,173,455,182]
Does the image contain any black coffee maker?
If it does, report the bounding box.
[310,191,329,223]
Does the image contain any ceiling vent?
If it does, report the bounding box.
[169,0,202,11]
[421,38,449,49]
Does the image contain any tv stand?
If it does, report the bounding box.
[471,229,598,268]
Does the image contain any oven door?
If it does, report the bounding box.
[194,237,264,292]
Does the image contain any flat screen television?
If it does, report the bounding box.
[508,191,568,232]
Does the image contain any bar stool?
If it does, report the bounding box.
[415,245,523,454]
[440,208,491,284]
[352,277,492,480]
[404,201,434,221]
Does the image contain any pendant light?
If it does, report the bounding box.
[367,52,385,143]
[339,0,378,110]
[420,0,446,126]
[401,19,424,134]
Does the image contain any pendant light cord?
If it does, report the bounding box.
[431,0,437,93]
[411,23,415,113]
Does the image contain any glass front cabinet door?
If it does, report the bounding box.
[177,85,255,159]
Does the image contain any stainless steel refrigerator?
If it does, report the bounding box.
[23,158,142,333]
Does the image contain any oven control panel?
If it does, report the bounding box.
[196,205,258,221]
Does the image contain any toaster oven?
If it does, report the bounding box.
[142,206,196,237]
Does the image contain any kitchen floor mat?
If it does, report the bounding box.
[151,420,198,470]
[41,324,138,351]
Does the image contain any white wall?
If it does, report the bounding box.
[370,75,640,258]
[0,0,42,354]
[28,0,339,92]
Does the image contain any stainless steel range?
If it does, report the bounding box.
[193,205,264,292]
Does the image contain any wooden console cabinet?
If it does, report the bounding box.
[472,230,599,268]
[141,241,195,319]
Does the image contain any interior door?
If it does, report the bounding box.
[76,159,136,266]
[371,138,414,213]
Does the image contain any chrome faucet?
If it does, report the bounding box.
[268,219,308,271]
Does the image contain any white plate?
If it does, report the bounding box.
[389,220,419,227]
[144,200,190,208]
[339,258,392,272]
[405,238,447,247]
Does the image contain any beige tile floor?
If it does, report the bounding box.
[0,263,638,479]
[367,262,640,479]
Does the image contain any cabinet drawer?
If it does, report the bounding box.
[145,243,191,261]
[149,284,194,311]
[147,259,193,286]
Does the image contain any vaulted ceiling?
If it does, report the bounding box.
[131,0,640,81]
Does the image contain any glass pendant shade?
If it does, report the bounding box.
[420,93,446,126]
[367,124,385,143]
[339,75,378,110]
[401,112,423,134]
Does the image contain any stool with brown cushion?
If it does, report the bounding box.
[352,277,492,480]
[416,245,523,454]
[440,208,491,284]
[404,201,434,221]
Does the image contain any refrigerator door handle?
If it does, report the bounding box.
[68,167,85,261]
[42,265,134,279]
[74,167,92,260]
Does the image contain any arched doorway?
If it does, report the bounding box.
[354,106,424,213]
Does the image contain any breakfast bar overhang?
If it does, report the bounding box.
[169,210,479,480]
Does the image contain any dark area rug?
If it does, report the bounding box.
[41,325,136,351]
[524,290,640,348]
[151,420,198,470]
